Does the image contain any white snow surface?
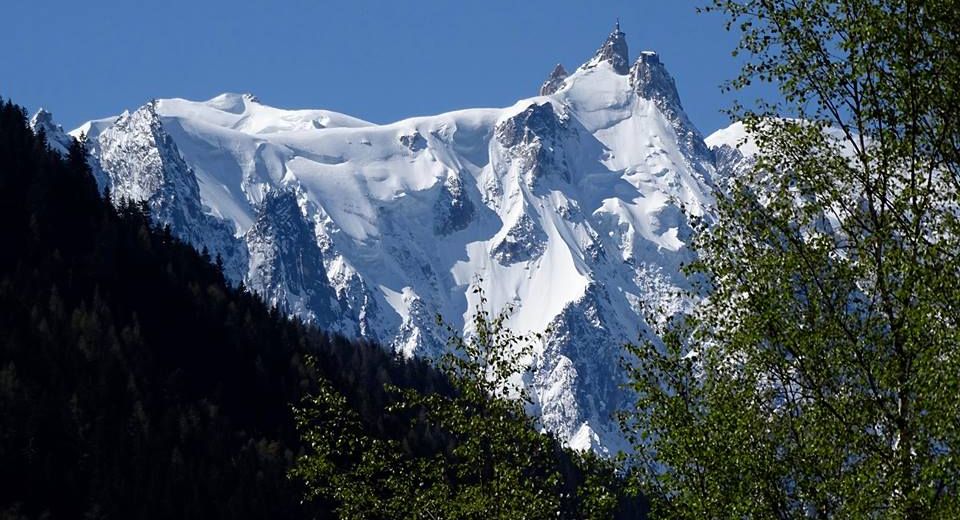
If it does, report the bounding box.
[706,120,758,157]
[67,32,722,454]
[706,119,858,159]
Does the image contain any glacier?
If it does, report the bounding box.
[37,23,736,453]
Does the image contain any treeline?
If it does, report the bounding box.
[0,98,641,519]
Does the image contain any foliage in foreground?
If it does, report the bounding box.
[621,1,960,518]
[292,288,644,519]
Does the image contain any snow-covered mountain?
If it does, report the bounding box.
[47,23,726,453]
[30,109,74,156]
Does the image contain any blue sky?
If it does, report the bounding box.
[2,0,772,134]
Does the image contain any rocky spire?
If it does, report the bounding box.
[30,108,55,127]
[539,63,569,96]
[29,108,74,156]
[583,21,629,75]
[629,51,712,161]
[629,51,682,109]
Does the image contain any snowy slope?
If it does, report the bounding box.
[707,120,860,190]
[30,109,74,156]
[706,120,756,156]
[64,23,719,453]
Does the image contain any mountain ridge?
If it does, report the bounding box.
[38,23,728,453]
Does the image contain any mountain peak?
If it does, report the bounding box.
[629,50,682,110]
[31,107,54,126]
[629,51,713,161]
[582,21,629,75]
[29,108,73,156]
[74,45,719,452]
[539,63,569,96]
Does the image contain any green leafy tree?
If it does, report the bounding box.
[291,380,412,519]
[292,284,630,519]
[389,285,565,519]
[621,1,960,518]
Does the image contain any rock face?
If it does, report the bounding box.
[29,109,74,156]
[246,189,346,329]
[59,24,722,454]
[492,213,548,265]
[630,51,714,162]
[629,52,682,108]
[399,131,427,152]
[494,102,573,184]
[95,102,248,282]
[495,102,564,149]
[705,120,758,190]
[433,172,475,236]
[539,64,569,96]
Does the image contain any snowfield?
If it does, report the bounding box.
[40,23,740,453]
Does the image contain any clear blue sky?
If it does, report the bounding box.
[2,0,773,134]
